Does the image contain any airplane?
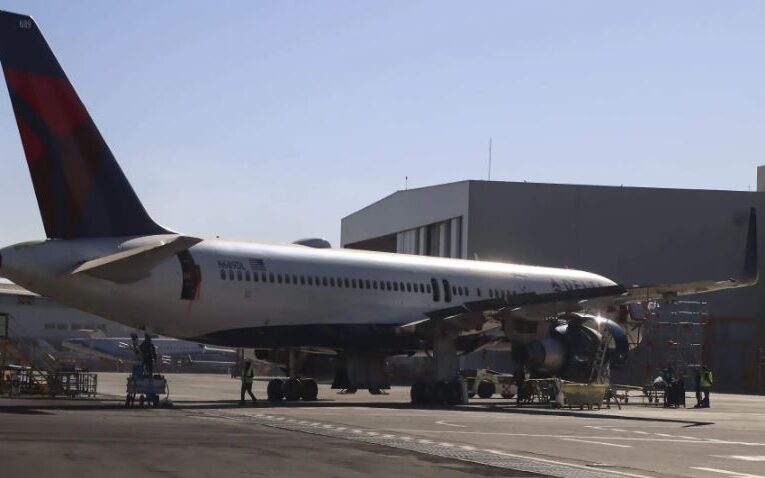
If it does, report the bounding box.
[0,10,758,404]
[61,336,237,366]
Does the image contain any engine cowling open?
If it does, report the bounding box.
[522,314,629,382]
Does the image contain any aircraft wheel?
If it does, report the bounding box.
[445,380,463,405]
[410,381,427,404]
[283,378,302,401]
[300,378,318,401]
[477,380,495,399]
[267,379,284,401]
[368,387,382,395]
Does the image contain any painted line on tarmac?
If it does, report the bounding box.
[692,466,765,477]
[436,420,467,428]
[391,428,765,446]
[211,412,652,478]
[562,438,632,448]
[712,455,765,462]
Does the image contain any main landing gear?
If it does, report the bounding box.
[266,377,319,402]
[410,379,464,405]
[409,320,468,406]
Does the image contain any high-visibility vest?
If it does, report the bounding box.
[700,370,713,389]
[242,367,254,384]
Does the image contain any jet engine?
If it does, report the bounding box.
[522,314,629,382]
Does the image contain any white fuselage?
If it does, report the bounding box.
[0,236,619,350]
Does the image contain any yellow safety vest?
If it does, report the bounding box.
[700,370,713,389]
[243,367,254,384]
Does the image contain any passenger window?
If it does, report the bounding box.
[452,285,457,295]
[330,278,335,287]
[228,270,234,280]
[352,279,357,288]
[307,276,313,285]
[285,275,291,284]
[386,281,391,290]
[373,281,378,290]
[393,282,398,291]
[220,269,226,280]
[245,271,251,281]
[300,276,305,285]
[477,288,481,297]
[443,279,452,303]
[254,271,259,282]
[322,277,328,286]
[406,283,412,292]
[237,270,242,281]
[344,278,350,288]
[430,278,439,302]
[277,274,283,284]
[365,280,371,289]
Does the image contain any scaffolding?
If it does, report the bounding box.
[636,300,708,386]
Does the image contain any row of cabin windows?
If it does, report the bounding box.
[218,268,518,302]
[219,268,446,295]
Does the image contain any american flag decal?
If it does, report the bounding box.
[248,258,267,271]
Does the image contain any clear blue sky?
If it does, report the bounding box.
[0,1,763,246]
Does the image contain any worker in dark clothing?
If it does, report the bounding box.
[694,369,703,408]
[699,365,713,408]
[513,366,527,405]
[139,334,157,377]
[240,361,256,405]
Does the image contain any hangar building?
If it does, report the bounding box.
[341,170,765,393]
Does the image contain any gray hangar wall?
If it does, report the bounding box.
[342,180,765,393]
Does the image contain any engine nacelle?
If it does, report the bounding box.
[521,314,630,382]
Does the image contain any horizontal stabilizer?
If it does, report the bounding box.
[72,235,202,283]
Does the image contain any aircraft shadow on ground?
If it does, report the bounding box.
[0,397,714,427]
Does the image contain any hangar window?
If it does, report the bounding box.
[393,282,398,291]
[293,275,298,284]
[330,278,335,287]
[337,277,343,287]
[365,280,370,289]
[236,270,242,281]
[476,288,481,297]
[220,269,226,280]
[253,272,259,282]
[228,270,235,280]
[406,283,412,292]
[399,282,405,291]
[57,323,66,330]
[386,281,392,290]
[300,276,305,285]
[352,279,357,288]
[261,272,267,282]
[344,278,350,288]
[322,277,328,286]
[278,274,283,284]
[245,271,250,281]
[372,280,378,290]
[44,323,55,330]
[286,274,292,284]
[269,273,275,283]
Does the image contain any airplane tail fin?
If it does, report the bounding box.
[0,11,170,239]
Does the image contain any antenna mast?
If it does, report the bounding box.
[487,137,492,181]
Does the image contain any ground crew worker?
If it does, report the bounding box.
[139,334,157,377]
[240,361,256,405]
[699,365,713,408]
[694,369,702,408]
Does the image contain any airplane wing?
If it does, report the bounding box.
[71,235,202,283]
[399,208,757,332]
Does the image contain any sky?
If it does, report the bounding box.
[0,1,763,247]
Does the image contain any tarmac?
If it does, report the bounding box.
[1,373,764,478]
